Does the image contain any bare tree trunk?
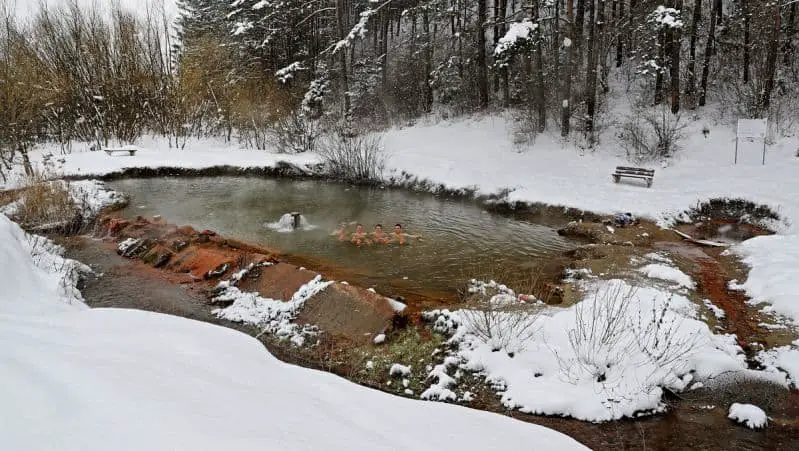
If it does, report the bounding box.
[499,0,509,105]
[476,0,489,108]
[685,0,701,108]
[654,28,665,105]
[422,9,434,113]
[699,0,717,106]
[335,0,351,120]
[784,3,796,67]
[760,5,781,115]
[532,0,545,130]
[493,0,500,93]
[576,0,586,60]
[742,0,750,84]
[562,0,574,136]
[553,0,561,83]
[615,0,624,67]
[381,10,390,88]
[669,0,682,113]
[585,0,598,141]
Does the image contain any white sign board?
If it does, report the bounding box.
[734,118,768,165]
[736,119,767,140]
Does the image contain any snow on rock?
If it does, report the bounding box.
[420,357,460,402]
[389,363,412,377]
[0,216,587,451]
[423,279,752,422]
[67,180,128,217]
[702,299,726,320]
[757,346,799,386]
[387,297,407,312]
[728,403,768,429]
[638,263,695,289]
[734,235,799,324]
[212,275,332,344]
[373,333,386,345]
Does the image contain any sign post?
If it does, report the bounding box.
[735,119,768,165]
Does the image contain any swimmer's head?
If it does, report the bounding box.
[393,224,402,233]
[375,224,383,233]
[355,223,365,233]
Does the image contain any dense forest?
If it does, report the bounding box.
[1,0,797,173]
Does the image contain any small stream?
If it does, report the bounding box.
[109,177,576,296]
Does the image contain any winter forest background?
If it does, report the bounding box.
[1,0,797,177]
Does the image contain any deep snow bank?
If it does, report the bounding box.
[0,214,586,450]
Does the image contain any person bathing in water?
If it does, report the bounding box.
[372,224,392,244]
[390,223,421,244]
[333,222,418,245]
[333,222,371,245]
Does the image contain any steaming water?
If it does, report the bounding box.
[110,177,577,297]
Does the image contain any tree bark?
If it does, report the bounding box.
[576,0,586,59]
[669,0,682,113]
[476,0,489,108]
[335,0,351,119]
[499,0,509,105]
[562,0,574,136]
[532,0,545,130]
[784,2,797,67]
[654,28,665,105]
[422,9,434,113]
[699,0,716,106]
[760,5,781,115]
[742,0,750,84]
[615,0,624,67]
[685,0,701,108]
[585,0,598,140]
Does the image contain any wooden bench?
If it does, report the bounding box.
[103,146,138,156]
[612,166,655,187]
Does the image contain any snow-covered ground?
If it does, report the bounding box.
[423,276,783,422]
[2,113,798,407]
[0,214,587,450]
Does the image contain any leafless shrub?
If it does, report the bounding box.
[618,105,688,162]
[561,283,699,391]
[460,304,541,354]
[565,283,637,383]
[269,112,320,154]
[318,130,386,183]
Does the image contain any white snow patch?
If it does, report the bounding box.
[728,403,768,429]
[424,279,749,421]
[389,364,412,377]
[703,299,726,319]
[757,346,799,386]
[638,263,695,289]
[734,235,799,324]
[373,333,386,345]
[212,275,332,344]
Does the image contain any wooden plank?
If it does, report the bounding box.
[672,229,731,247]
[612,173,651,179]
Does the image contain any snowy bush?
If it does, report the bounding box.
[618,105,687,161]
[460,306,540,354]
[422,279,735,422]
[318,131,386,183]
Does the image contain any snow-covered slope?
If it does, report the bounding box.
[0,215,586,451]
